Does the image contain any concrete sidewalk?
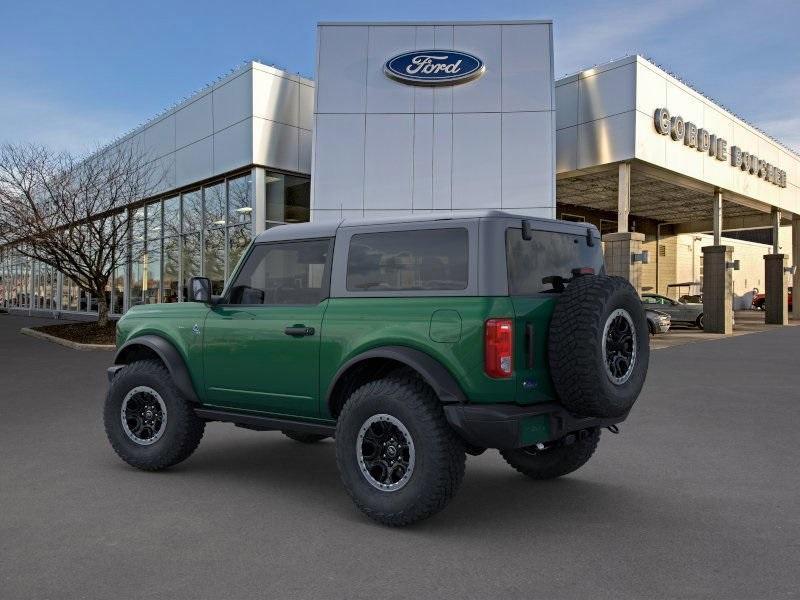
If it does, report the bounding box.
[1,311,798,599]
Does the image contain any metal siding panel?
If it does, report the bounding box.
[413,26,435,113]
[143,115,175,160]
[556,126,578,173]
[501,24,552,112]
[364,114,414,210]
[556,81,578,129]
[413,114,434,211]
[213,71,253,132]
[502,112,552,209]
[432,114,452,210]
[578,63,636,124]
[298,129,312,175]
[316,26,368,114]
[299,84,314,131]
[312,114,365,213]
[366,25,415,114]
[175,137,213,188]
[577,112,636,169]
[253,118,300,172]
[213,118,253,174]
[452,113,501,209]
[452,25,501,113]
[252,70,300,127]
[433,26,454,114]
[175,93,213,149]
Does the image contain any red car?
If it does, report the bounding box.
[752,287,792,311]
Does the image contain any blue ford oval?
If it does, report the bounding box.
[384,50,485,86]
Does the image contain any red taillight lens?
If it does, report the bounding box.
[485,318,513,378]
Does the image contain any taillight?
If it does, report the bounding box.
[485,319,513,378]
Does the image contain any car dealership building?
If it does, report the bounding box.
[2,20,799,332]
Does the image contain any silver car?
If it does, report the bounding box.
[646,309,671,335]
[642,293,704,329]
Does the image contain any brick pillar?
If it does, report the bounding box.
[702,245,733,334]
[764,254,788,325]
[602,232,645,294]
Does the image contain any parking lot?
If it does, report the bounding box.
[1,312,799,599]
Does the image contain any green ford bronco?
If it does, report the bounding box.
[105,211,649,526]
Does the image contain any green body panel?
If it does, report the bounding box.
[319,296,519,420]
[201,302,327,418]
[115,294,561,423]
[115,303,211,401]
[509,296,559,403]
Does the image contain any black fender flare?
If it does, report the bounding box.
[325,346,467,413]
[114,335,200,404]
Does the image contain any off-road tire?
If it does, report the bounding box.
[548,275,649,418]
[282,431,329,444]
[104,359,205,471]
[500,428,600,479]
[335,371,466,527]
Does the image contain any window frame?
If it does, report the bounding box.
[330,221,478,299]
[217,237,334,307]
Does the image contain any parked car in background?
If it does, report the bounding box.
[646,309,671,335]
[642,293,704,329]
[752,287,792,311]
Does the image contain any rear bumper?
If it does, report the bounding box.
[443,402,627,450]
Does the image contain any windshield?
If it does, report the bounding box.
[506,227,604,295]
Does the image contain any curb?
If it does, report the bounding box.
[20,327,115,351]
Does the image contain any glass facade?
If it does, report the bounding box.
[0,169,310,315]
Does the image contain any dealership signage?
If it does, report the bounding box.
[384,50,485,86]
[654,108,787,188]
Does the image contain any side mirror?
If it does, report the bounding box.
[189,277,212,303]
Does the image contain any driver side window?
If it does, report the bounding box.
[227,239,331,306]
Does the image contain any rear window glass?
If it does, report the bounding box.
[346,228,468,292]
[506,228,604,295]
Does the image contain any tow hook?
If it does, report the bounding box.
[606,424,620,434]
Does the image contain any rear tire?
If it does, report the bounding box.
[104,359,205,471]
[282,430,329,444]
[500,429,600,480]
[335,371,465,526]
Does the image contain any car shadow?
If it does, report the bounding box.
[131,428,669,533]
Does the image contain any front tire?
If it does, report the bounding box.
[500,428,600,480]
[696,314,705,329]
[104,359,205,471]
[335,372,465,526]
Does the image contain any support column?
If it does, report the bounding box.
[617,162,631,233]
[251,166,267,237]
[701,245,734,334]
[771,208,781,254]
[764,253,788,325]
[602,232,645,294]
[792,216,800,321]
[712,189,723,246]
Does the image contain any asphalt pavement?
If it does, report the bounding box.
[1,313,798,599]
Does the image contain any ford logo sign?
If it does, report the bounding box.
[384,50,485,86]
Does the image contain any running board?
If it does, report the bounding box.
[194,408,336,437]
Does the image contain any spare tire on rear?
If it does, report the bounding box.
[548,275,649,418]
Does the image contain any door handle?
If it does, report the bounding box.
[284,325,315,337]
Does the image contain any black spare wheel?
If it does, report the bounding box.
[548,275,649,418]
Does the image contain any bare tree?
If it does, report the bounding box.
[0,142,163,325]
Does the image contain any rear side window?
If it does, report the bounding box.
[227,239,331,305]
[346,228,468,292]
[506,228,604,295]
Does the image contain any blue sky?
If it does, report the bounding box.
[1,0,798,153]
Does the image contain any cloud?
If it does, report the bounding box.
[0,89,138,155]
